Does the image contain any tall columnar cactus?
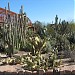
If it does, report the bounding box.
[55,15,58,25]
[0,5,29,53]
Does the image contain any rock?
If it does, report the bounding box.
[24,70,32,75]
[32,71,37,75]
[72,70,75,75]
[18,71,24,75]
[45,71,53,75]
[37,69,45,75]
[64,70,71,75]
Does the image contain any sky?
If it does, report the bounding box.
[0,0,74,23]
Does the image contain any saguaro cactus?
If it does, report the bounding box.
[55,15,58,25]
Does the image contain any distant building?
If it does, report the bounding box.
[0,3,33,29]
[0,7,16,23]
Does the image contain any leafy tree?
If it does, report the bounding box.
[33,21,45,38]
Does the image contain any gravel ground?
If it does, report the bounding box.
[0,52,75,72]
[60,63,75,71]
[0,63,75,72]
[0,64,25,72]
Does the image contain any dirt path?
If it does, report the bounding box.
[0,64,24,72]
[60,63,75,71]
[0,63,75,72]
